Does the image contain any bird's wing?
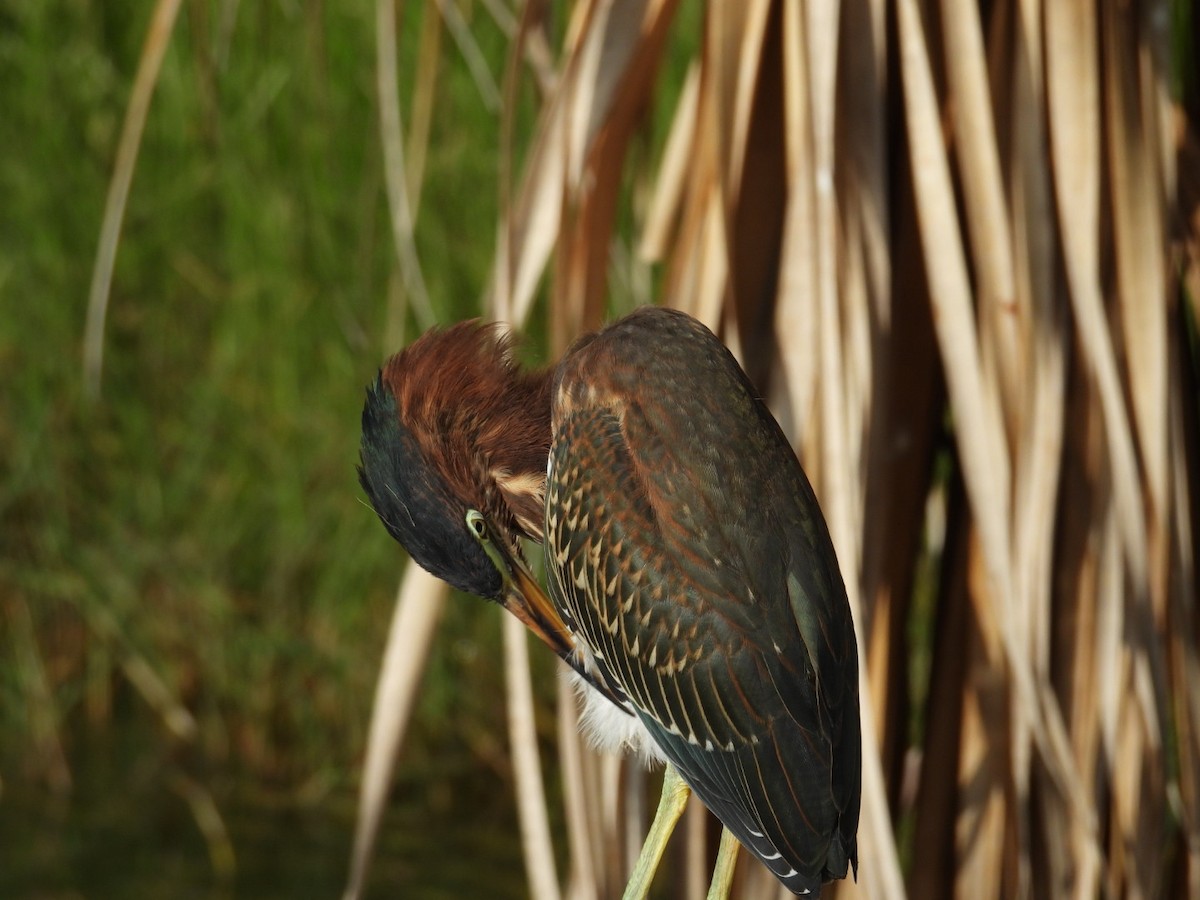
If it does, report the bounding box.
[545,373,859,891]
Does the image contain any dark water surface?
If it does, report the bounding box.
[1,731,528,899]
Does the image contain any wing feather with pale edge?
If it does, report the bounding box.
[544,308,859,893]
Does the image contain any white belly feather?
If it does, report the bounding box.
[566,642,665,767]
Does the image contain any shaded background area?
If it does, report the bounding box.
[4,2,1200,899]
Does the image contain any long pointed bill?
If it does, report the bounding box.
[468,511,628,709]
[464,508,572,659]
[499,550,628,709]
[498,549,574,661]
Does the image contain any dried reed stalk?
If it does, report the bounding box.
[84,0,184,398]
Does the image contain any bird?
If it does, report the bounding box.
[358,306,860,896]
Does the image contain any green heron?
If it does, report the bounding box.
[359,306,860,895]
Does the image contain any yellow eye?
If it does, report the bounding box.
[466,509,489,541]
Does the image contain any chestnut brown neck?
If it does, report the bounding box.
[382,321,552,540]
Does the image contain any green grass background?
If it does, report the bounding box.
[0,2,564,894]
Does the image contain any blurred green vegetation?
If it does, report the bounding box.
[0,1,559,893]
[1,0,507,775]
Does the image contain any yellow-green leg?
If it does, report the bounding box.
[705,826,741,899]
[622,764,691,900]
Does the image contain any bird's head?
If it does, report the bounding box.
[358,321,572,658]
